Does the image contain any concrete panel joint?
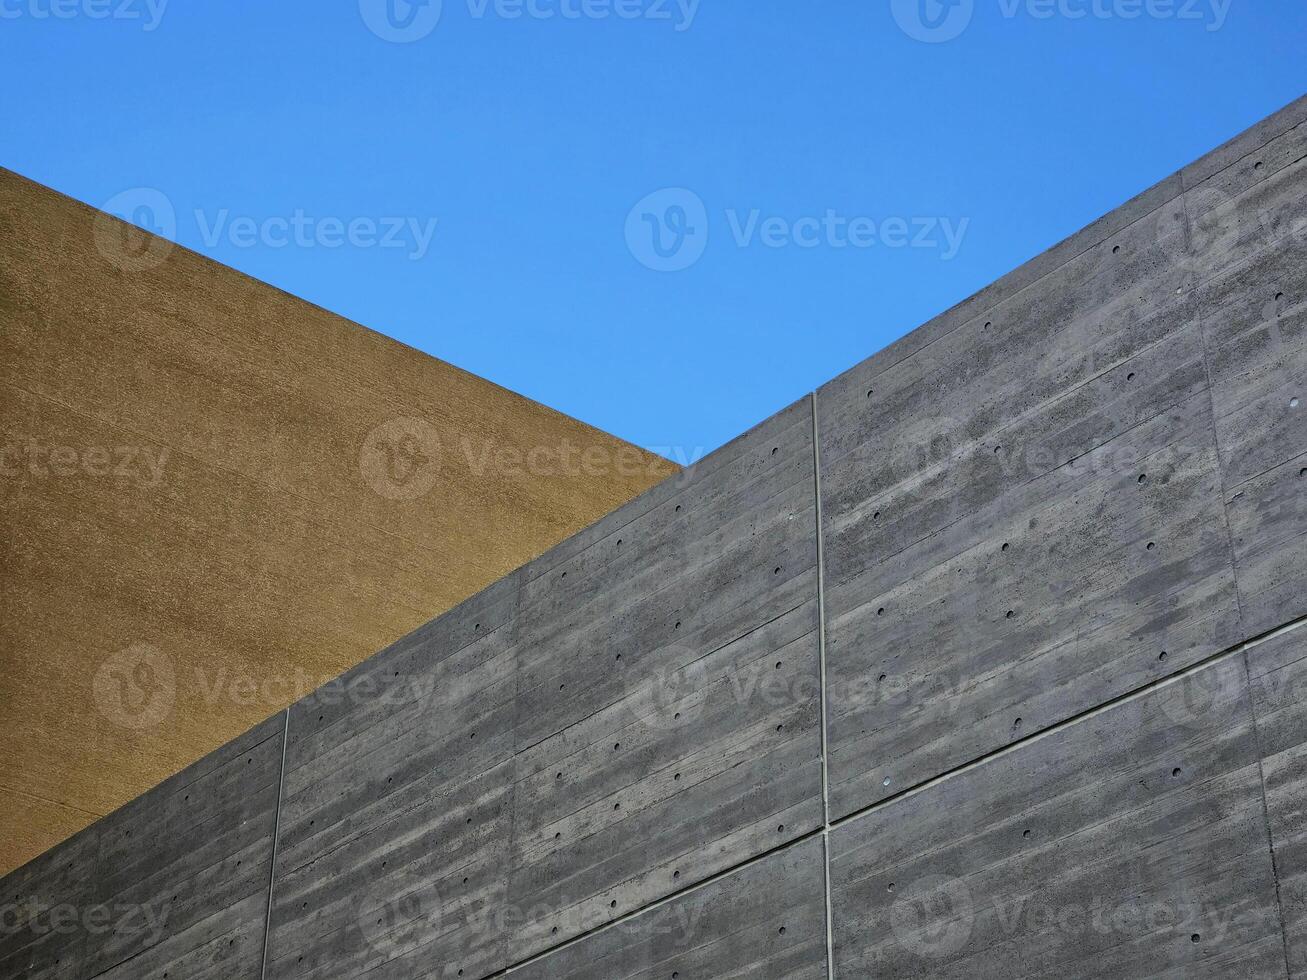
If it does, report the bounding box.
[3,92,1305,980]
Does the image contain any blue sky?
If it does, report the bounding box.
[2,1,1303,460]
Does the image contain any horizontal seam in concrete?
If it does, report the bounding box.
[827,612,1307,837]
[486,610,1307,979]
[515,597,817,759]
[1179,126,1307,190]
[820,194,1187,464]
[498,826,826,977]
[824,374,1212,599]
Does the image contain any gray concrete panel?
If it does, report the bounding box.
[0,824,98,980]
[511,837,828,980]
[1185,123,1307,634]
[6,89,1307,980]
[266,572,522,980]
[84,712,284,980]
[1180,95,1307,191]
[818,230,1239,814]
[829,656,1286,979]
[506,398,823,958]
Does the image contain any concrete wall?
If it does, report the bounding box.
[3,93,1304,979]
[0,168,676,878]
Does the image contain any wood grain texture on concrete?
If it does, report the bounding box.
[6,90,1307,980]
[0,167,675,877]
[0,822,99,980]
[507,397,823,960]
[829,655,1287,979]
[265,398,823,979]
[83,713,285,980]
[511,837,829,980]
[817,186,1240,817]
[0,714,283,980]
[1246,626,1307,977]
[266,572,522,980]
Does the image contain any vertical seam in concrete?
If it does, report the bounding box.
[259,708,291,980]
[810,390,836,980]
[1177,176,1247,629]
[1239,649,1294,979]
[501,829,825,977]
[503,568,525,976]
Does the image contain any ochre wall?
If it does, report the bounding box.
[0,168,676,877]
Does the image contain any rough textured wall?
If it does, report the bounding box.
[2,93,1303,979]
[0,168,677,878]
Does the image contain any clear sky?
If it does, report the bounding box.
[2,1,1303,460]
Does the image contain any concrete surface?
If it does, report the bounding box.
[2,93,1303,979]
[0,168,676,877]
